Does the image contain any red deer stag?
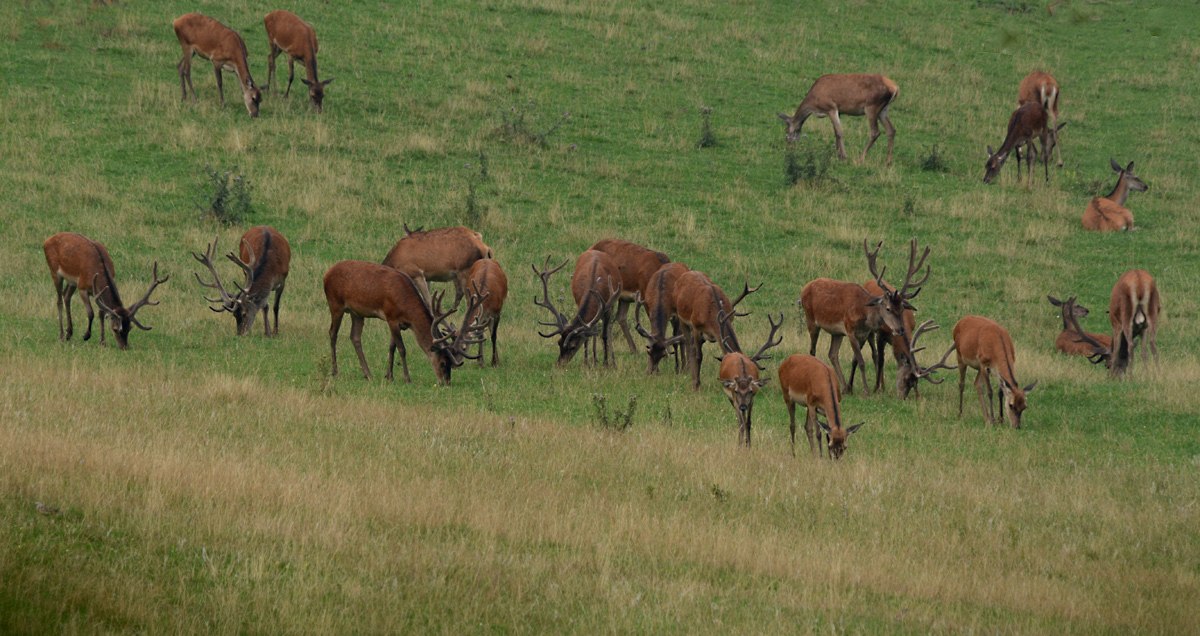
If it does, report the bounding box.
[953,316,1037,429]
[174,13,266,118]
[1047,296,1113,362]
[533,252,622,367]
[1108,270,1160,378]
[43,232,168,350]
[849,282,956,399]
[1082,159,1148,232]
[777,74,900,166]
[588,238,670,354]
[1018,71,1062,168]
[382,224,492,307]
[984,102,1065,184]
[674,271,760,390]
[778,354,864,459]
[633,262,690,374]
[323,261,486,385]
[801,238,929,396]
[717,312,783,447]
[461,258,508,367]
[191,226,291,336]
[264,10,333,112]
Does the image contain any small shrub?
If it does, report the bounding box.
[497,102,571,146]
[785,137,836,186]
[462,153,489,226]
[196,164,253,225]
[919,143,948,172]
[902,194,916,216]
[710,483,728,503]
[592,393,638,431]
[696,104,716,148]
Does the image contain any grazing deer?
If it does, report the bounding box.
[984,102,1065,184]
[174,13,266,118]
[43,232,169,350]
[1047,296,1112,362]
[849,281,956,399]
[953,316,1037,429]
[1018,71,1062,168]
[1108,270,1160,378]
[533,252,622,367]
[191,226,290,336]
[323,260,486,385]
[634,262,690,374]
[776,74,900,166]
[588,238,670,355]
[382,225,493,307]
[1083,159,1148,232]
[264,10,333,112]
[801,239,929,396]
[717,313,783,447]
[778,354,864,459]
[674,271,760,390]
[461,258,507,367]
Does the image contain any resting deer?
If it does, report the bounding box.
[953,316,1036,429]
[191,226,290,336]
[461,258,508,367]
[1108,269,1160,378]
[174,13,266,118]
[588,238,670,355]
[1018,71,1062,168]
[776,74,900,165]
[324,261,485,384]
[43,232,169,350]
[984,102,1065,184]
[778,354,864,459]
[674,271,760,390]
[264,10,333,112]
[717,312,783,447]
[1083,159,1148,232]
[634,262,690,374]
[533,252,622,367]
[1047,296,1112,362]
[382,224,492,307]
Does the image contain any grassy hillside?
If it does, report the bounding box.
[1,0,1198,633]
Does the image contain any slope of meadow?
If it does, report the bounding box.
[1,0,1198,633]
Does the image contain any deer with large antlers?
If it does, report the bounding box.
[801,239,929,396]
[953,316,1037,429]
[533,252,622,367]
[1083,159,1148,232]
[588,238,670,355]
[1107,270,1160,378]
[778,354,864,459]
[461,258,507,367]
[634,262,690,374]
[382,225,492,307]
[717,313,783,447]
[264,10,333,112]
[674,271,760,390]
[1048,296,1113,364]
[323,261,486,385]
[984,102,1065,184]
[43,232,169,350]
[776,74,900,165]
[191,226,290,336]
[1018,71,1062,168]
[849,281,956,399]
[174,13,266,118]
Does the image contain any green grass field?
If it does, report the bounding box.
[2,0,1198,632]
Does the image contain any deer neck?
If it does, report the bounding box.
[304,54,320,84]
[1106,173,1130,206]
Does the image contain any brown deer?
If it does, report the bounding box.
[717,313,783,447]
[1047,296,1113,362]
[43,232,169,350]
[533,252,622,367]
[1108,270,1160,378]
[588,238,670,354]
[849,281,957,399]
[674,271,760,390]
[776,74,900,165]
[984,102,1065,184]
[191,226,290,336]
[382,225,492,307]
[1018,71,1062,168]
[174,13,266,118]
[461,258,508,367]
[801,239,929,396]
[264,10,333,112]
[953,316,1037,429]
[633,262,690,374]
[1083,159,1148,232]
[778,354,864,459]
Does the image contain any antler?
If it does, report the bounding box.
[729,276,763,308]
[1062,297,1112,365]
[748,312,784,370]
[192,237,237,312]
[532,255,571,338]
[222,238,256,296]
[126,262,169,329]
[90,273,116,317]
[433,290,490,361]
[914,343,957,384]
[633,292,654,340]
[897,237,931,300]
[864,239,887,288]
[580,280,622,336]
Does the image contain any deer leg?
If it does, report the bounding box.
[829,110,848,161]
[212,63,226,107]
[882,106,896,166]
[178,49,196,102]
[286,56,296,98]
[744,404,753,447]
[846,334,872,396]
[489,314,501,367]
[806,320,820,356]
[53,278,67,340]
[974,369,993,425]
[328,310,344,376]
[691,339,704,391]
[786,400,798,457]
[614,299,637,354]
[848,336,864,391]
[871,333,886,394]
[396,331,412,383]
[827,334,850,393]
[859,108,881,163]
[603,311,615,367]
[78,289,95,342]
[348,316,371,380]
[671,317,684,373]
[267,44,279,94]
[1041,133,1050,183]
[957,361,967,417]
[271,285,284,336]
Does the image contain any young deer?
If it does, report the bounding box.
[1047,296,1112,362]
[588,238,670,355]
[533,252,622,367]
[953,316,1036,429]
[674,271,760,390]
[461,258,508,367]
[983,102,1064,184]
[1108,269,1160,378]
[264,10,333,112]
[191,226,290,336]
[323,260,485,385]
[776,74,900,165]
[174,13,266,118]
[1017,71,1062,168]
[1082,159,1148,232]
[634,262,690,374]
[717,313,783,447]
[382,225,492,307]
[43,232,169,350]
[778,354,864,459]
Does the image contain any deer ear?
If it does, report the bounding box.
[817,420,831,433]
[845,423,865,435]
[1110,158,1122,172]
[755,378,771,388]
[300,78,313,87]
[986,145,995,157]
[322,78,334,86]
[1023,380,1038,393]
[1126,161,1134,172]
[1047,295,1061,306]
[1055,122,1067,132]
[721,379,735,389]
[776,112,790,123]
[866,296,882,307]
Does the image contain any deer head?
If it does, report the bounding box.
[633,293,685,374]
[817,420,865,460]
[300,77,334,113]
[91,263,168,350]
[1058,296,1113,369]
[864,238,929,338]
[533,255,619,366]
[192,237,263,336]
[898,320,957,399]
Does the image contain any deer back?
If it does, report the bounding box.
[240,226,291,300]
[174,14,251,71]
[644,263,689,337]
[1017,71,1059,114]
[382,226,491,282]
[675,271,738,351]
[323,260,439,353]
[264,10,316,59]
[588,238,669,300]
[800,74,898,116]
[570,250,620,325]
[779,354,842,423]
[800,278,876,337]
[44,232,123,307]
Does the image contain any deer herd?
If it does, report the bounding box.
[38,14,1165,460]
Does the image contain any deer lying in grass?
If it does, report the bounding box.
[43,232,169,350]
[264,10,333,112]
[461,258,507,367]
[634,262,690,374]
[192,226,290,336]
[533,252,622,367]
[1083,159,1148,232]
[778,354,864,459]
[1018,71,1062,168]
[717,312,783,447]
[953,316,1036,428]
[1047,296,1112,363]
[382,225,492,306]
[1107,269,1160,378]
[776,74,900,165]
[174,13,266,117]
[983,102,1064,184]
[588,238,671,355]
[674,271,760,390]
